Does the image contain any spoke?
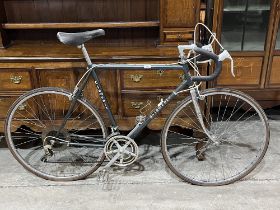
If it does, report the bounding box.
[71,113,95,132]
[181,108,201,131]
[216,94,223,123]
[172,122,206,135]
[15,137,41,147]
[14,114,46,129]
[221,95,231,123]
[168,130,208,142]
[71,119,99,135]
[12,124,40,136]
[216,109,255,140]
[67,107,88,127]
[24,102,46,128]
[39,95,54,124]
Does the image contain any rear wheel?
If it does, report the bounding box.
[161,88,269,186]
[5,87,107,181]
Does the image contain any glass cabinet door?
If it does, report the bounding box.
[221,0,271,51]
[275,22,280,50]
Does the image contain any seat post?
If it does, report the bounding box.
[79,44,92,66]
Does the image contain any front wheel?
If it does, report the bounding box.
[161,88,269,186]
[5,87,108,181]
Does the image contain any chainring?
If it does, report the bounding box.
[104,135,138,167]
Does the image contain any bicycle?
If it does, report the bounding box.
[4,24,269,186]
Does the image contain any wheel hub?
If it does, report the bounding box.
[42,126,70,155]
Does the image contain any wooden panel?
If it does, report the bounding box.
[164,30,193,42]
[3,21,160,29]
[3,0,159,23]
[0,96,37,119]
[217,57,263,87]
[38,69,76,90]
[268,56,280,87]
[0,69,32,91]
[0,0,10,47]
[122,69,184,90]
[163,0,200,28]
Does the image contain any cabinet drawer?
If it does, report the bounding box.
[122,93,185,117]
[0,96,37,119]
[38,69,76,90]
[217,57,263,87]
[122,70,185,90]
[0,70,32,91]
[164,31,193,42]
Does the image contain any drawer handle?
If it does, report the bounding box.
[157,96,164,101]
[130,74,143,83]
[18,104,27,111]
[179,74,185,81]
[177,34,182,41]
[131,102,144,109]
[10,75,23,84]
[156,70,164,77]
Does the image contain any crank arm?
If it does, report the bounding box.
[95,152,121,174]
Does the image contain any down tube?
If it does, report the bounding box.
[128,77,193,139]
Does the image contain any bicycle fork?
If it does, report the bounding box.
[190,87,218,145]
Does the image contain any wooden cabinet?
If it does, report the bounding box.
[211,0,280,107]
[0,0,205,132]
[162,0,200,27]
[160,0,201,44]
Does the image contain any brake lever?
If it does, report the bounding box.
[218,50,235,77]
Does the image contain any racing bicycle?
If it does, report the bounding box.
[4,24,269,186]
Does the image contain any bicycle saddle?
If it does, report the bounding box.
[57,29,105,46]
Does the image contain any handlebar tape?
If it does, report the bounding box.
[191,47,222,82]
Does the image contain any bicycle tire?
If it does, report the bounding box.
[5,87,108,181]
[161,88,269,186]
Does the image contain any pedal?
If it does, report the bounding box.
[97,169,110,183]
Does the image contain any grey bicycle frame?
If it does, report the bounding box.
[60,44,196,139]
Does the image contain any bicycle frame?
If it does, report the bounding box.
[59,44,196,140]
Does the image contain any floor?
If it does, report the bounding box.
[0,119,280,210]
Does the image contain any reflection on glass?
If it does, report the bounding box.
[276,23,280,50]
[221,13,244,51]
[248,0,270,11]
[221,0,271,51]
[243,11,270,50]
[223,0,247,11]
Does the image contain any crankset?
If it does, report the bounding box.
[104,135,138,167]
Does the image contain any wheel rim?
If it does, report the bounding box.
[162,89,269,185]
[6,89,107,180]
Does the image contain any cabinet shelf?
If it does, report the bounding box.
[2,21,160,30]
